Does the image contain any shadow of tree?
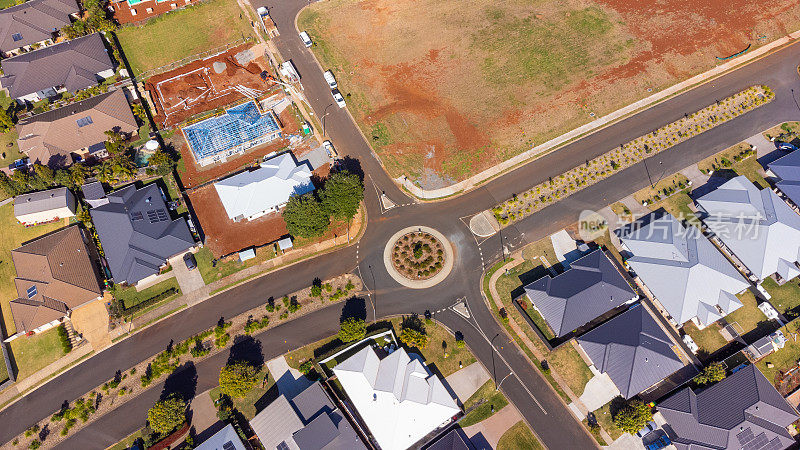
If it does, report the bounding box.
[340,297,366,323]
[227,335,264,368]
[160,361,197,401]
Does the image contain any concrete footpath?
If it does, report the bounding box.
[400,30,800,199]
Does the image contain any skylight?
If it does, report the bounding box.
[26,285,37,298]
[76,116,93,128]
[11,33,22,42]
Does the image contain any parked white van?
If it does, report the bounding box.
[299,31,313,47]
[324,70,337,89]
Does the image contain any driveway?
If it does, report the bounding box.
[170,251,205,295]
[70,298,111,351]
[444,362,490,404]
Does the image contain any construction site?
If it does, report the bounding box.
[145,43,276,128]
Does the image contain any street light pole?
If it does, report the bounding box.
[321,103,334,137]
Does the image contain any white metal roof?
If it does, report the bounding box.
[214,153,314,221]
[333,346,459,450]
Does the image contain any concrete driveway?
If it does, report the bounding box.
[445,362,490,403]
[170,251,205,295]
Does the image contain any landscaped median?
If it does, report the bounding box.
[5,274,362,449]
[493,85,775,225]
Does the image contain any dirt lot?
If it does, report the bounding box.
[299,0,800,188]
[173,106,304,188]
[145,43,275,127]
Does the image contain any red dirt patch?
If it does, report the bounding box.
[146,43,276,128]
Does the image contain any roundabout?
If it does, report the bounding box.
[383,226,454,289]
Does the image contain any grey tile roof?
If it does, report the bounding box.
[0,33,113,99]
[425,428,474,450]
[89,182,193,284]
[697,175,800,281]
[577,305,683,398]
[523,249,637,336]
[14,186,72,217]
[0,0,77,54]
[616,213,750,327]
[249,381,366,450]
[659,364,799,450]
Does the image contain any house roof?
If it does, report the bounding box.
[659,364,799,450]
[333,346,460,450]
[0,0,78,54]
[425,428,475,450]
[0,33,113,99]
[616,213,749,327]
[89,183,193,284]
[13,186,72,218]
[767,150,800,208]
[9,225,102,332]
[195,424,246,450]
[249,381,366,450]
[523,249,636,336]
[696,176,800,281]
[577,305,683,398]
[17,89,137,168]
[214,153,314,221]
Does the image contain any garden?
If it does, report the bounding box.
[493,85,774,226]
[391,231,446,280]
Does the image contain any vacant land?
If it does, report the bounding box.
[9,326,67,380]
[116,0,256,76]
[0,205,67,336]
[299,0,800,188]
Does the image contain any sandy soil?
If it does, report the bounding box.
[145,43,276,127]
[300,0,800,188]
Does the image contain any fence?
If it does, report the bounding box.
[136,37,253,81]
[0,340,16,391]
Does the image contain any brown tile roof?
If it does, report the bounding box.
[16,89,137,167]
[10,225,102,332]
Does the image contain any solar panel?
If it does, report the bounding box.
[146,210,159,223]
[276,442,290,450]
[76,116,93,128]
[12,33,22,42]
[222,441,235,450]
[130,211,143,221]
[26,285,37,298]
[156,209,168,221]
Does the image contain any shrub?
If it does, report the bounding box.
[25,424,40,437]
[310,284,322,297]
[339,318,366,343]
[612,399,653,434]
[214,333,230,348]
[147,395,187,435]
[29,439,41,449]
[399,327,428,348]
[695,362,726,386]
[279,311,288,320]
[299,360,314,375]
[57,324,72,353]
[219,361,260,398]
[455,339,465,348]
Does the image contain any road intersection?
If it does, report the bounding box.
[2,3,800,448]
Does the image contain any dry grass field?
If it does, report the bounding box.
[299,0,800,188]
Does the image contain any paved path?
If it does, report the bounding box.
[462,404,522,449]
[444,362,490,403]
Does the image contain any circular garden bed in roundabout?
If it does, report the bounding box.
[390,231,446,280]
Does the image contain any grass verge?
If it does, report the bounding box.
[497,421,544,450]
[459,380,509,428]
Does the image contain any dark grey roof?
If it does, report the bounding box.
[81,180,105,201]
[249,381,367,450]
[0,33,113,99]
[577,305,683,398]
[0,0,78,53]
[768,150,800,207]
[659,364,799,450]
[523,249,636,336]
[425,428,474,450]
[89,182,193,284]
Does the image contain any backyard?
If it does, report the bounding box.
[299,0,800,188]
[0,204,67,336]
[8,326,67,381]
[115,0,256,76]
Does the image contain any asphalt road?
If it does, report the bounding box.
[4,5,800,449]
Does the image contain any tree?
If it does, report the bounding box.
[33,163,55,186]
[147,395,186,435]
[320,171,364,220]
[148,149,174,174]
[399,327,428,348]
[219,361,260,398]
[104,130,127,156]
[338,317,366,343]
[133,103,148,123]
[0,106,14,132]
[282,193,329,238]
[112,157,136,181]
[612,399,653,434]
[69,163,89,186]
[695,362,726,386]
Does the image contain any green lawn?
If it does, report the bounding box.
[459,380,509,427]
[591,400,624,441]
[682,321,728,361]
[0,128,22,170]
[195,245,277,285]
[0,204,67,336]
[762,278,800,318]
[758,318,800,385]
[497,421,544,450]
[521,304,555,340]
[209,368,273,419]
[493,258,593,396]
[8,326,67,380]
[724,290,777,341]
[115,0,256,76]
[108,428,146,450]
[0,0,17,10]
[113,277,180,309]
[389,317,476,378]
[0,350,8,383]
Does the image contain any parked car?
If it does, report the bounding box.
[322,140,337,158]
[645,434,671,450]
[636,421,656,438]
[183,252,197,271]
[332,89,346,108]
[777,142,798,152]
[299,31,313,47]
[324,70,338,89]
